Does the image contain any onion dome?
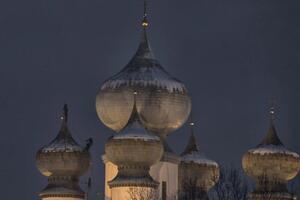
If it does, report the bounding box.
[179,122,219,192]
[105,92,164,188]
[36,105,91,199]
[242,106,300,194]
[95,3,191,138]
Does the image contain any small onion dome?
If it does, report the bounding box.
[180,129,220,191]
[95,16,191,137]
[242,110,300,192]
[36,105,90,178]
[105,94,164,188]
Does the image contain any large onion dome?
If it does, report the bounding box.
[105,93,164,188]
[242,107,300,195]
[36,105,91,199]
[95,9,191,138]
[179,122,219,194]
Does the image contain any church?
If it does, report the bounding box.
[35,2,300,200]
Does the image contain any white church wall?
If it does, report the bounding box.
[150,161,178,200]
[104,160,118,200]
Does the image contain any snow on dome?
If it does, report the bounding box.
[113,106,160,141]
[181,152,218,167]
[101,60,187,93]
[180,131,218,166]
[249,144,299,158]
[100,28,187,94]
[96,24,191,136]
[113,132,160,141]
[247,120,299,158]
[40,137,84,153]
[39,104,86,153]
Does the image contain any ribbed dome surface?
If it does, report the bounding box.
[243,121,300,185]
[105,100,163,166]
[105,99,163,188]
[96,28,191,137]
[39,124,84,153]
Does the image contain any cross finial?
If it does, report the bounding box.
[269,99,276,123]
[61,104,68,123]
[133,91,138,111]
[189,112,195,133]
[181,112,199,155]
[258,99,283,146]
[142,0,149,27]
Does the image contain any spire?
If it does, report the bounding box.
[142,0,149,28]
[40,104,82,153]
[56,104,74,142]
[126,91,141,124]
[115,91,159,140]
[133,0,154,60]
[269,100,275,125]
[181,115,199,155]
[61,104,68,124]
[259,103,283,146]
[59,104,69,132]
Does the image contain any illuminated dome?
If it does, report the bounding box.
[179,124,219,192]
[242,107,300,194]
[36,105,91,199]
[95,15,191,137]
[105,95,164,188]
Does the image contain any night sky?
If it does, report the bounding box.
[1,0,300,199]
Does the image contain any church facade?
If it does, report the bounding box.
[35,2,300,200]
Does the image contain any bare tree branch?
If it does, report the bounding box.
[210,165,249,200]
[127,187,160,200]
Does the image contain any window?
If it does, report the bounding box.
[162,181,167,200]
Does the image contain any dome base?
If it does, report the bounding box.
[39,176,85,200]
[248,192,297,200]
[108,165,159,188]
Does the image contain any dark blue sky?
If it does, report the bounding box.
[0,0,300,199]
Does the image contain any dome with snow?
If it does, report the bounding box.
[36,105,90,177]
[105,97,163,188]
[242,114,300,193]
[95,25,191,137]
[179,130,219,191]
[36,105,90,199]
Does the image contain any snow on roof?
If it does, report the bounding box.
[113,123,160,141]
[101,29,187,94]
[113,132,160,141]
[249,144,299,158]
[40,128,85,153]
[40,105,86,153]
[112,92,161,142]
[100,22,189,94]
[101,64,187,93]
[181,151,218,167]
[41,139,84,153]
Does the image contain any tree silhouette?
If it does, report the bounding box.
[178,178,209,200]
[126,187,159,200]
[210,165,249,200]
